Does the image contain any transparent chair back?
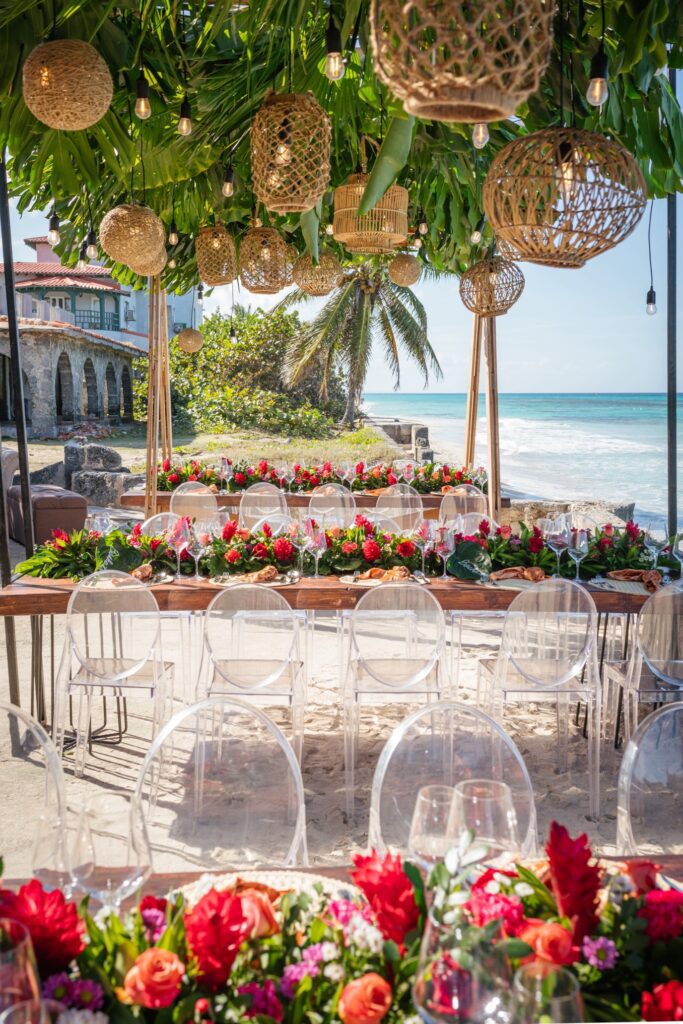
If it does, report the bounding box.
[616,703,683,854]
[440,486,487,521]
[240,482,287,530]
[134,696,308,870]
[309,484,357,529]
[362,511,403,535]
[0,701,68,884]
[636,585,683,689]
[351,582,445,689]
[253,513,297,537]
[141,512,180,536]
[169,481,218,522]
[369,701,537,857]
[459,513,499,537]
[375,483,424,533]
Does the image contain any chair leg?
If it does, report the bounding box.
[587,693,601,821]
[555,691,569,774]
[344,698,359,823]
[73,688,92,777]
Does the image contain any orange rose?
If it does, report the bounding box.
[338,973,392,1024]
[623,859,661,894]
[237,528,251,541]
[519,920,578,966]
[240,888,280,939]
[123,948,185,1008]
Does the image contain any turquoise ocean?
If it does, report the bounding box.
[362,393,683,529]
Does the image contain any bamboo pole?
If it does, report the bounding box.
[483,316,501,521]
[464,313,483,467]
[144,277,161,519]
[160,294,173,462]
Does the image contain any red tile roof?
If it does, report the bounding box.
[15,275,124,293]
[23,236,50,248]
[0,262,111,277]
[0,315,147,356]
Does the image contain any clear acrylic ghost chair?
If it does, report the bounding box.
[253,513,297,537]
[309,484,357,529]
[369,701,537,857]
[169,481,218,523]
[616,702,683,855]
[458,513,500,536]
[478,579,601,819]
[197,583,306,763]
[344,582,447,818]
[0,701,69,885]
[54,571,173,777]
[440,486,487,521]
[239,482,287,530]
[141,512,180,536]
[375,483,424,533]
[362,511,403,534]
[134,696,308,870]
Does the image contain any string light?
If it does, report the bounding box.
[470,216,485,245]
[77,243,88,269]
[47,207,60,246]
[86,227,98,259]
[135,70,151,119]
[646,199,657,315]
[178,94,192,136]
[586,0,609,107]
[472,123,490,149]
[325,223,334,236]
[168,220,179,246]
[230,322,237,342]
[418,218,429,235]
[324,12,345,81]
[222,165,234,198]
[168,255,177,269]
[197,282,204,305]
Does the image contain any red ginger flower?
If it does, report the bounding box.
[168,473,180,485]
[545,821,602,944]
[0,880,85,975]
[162,457,171,472]
[363,539,382,562]
[642,981,683,1021]
[184,888,248,991]
[252,543,269,560]
[273,537,294,562]
[351,851,420,946]
[638,889,683,942]
[222,519,238,542]
[396,540,415,558]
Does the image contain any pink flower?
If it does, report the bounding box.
[238,980,283,1022]
[342,541,358,554]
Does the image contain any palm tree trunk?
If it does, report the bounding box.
[341,385,356,425]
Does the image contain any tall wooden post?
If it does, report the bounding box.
[483,316,501,522]
[144,279,173,518]
[464,314,483,467]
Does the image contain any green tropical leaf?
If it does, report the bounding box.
[358,114,415,215]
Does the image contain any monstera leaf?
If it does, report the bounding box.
[446,540,492,580]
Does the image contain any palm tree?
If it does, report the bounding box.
[278,264,443,425]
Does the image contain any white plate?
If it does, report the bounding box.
[210,574,293,587]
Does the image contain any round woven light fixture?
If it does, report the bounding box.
[176,327,204,354]
[100,204,165,266]
[483,127,647,269]
[239,227,294,294]
[251,92,331,214]
[292,251,343,296]
[196,226,237,286]
[369,0,554,123]
[333,173,408,254]
[459,255,525,316]
[388,253,421,286]
[22,39,113,131]
[128,245,167,277]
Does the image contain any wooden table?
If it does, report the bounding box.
[120,490,512,514]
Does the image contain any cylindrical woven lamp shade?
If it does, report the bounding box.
[176,328,204,354]
[22,39,113,131]
[251,92,331,214]
[196,226,237,285]
[388,253,421,286]
[239,228,294,294]
[369,0,554,123]
[333,174,408,254]
[128,246,167,277]
[292,252,343,296]
[483,127,647,269]
[100,204,166,266]
[459,256,525,316]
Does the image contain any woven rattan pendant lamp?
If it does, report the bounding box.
[292,251,343,296]
[251,91,331,214]
[388,252,421,286]
[333,140,408,254]
[240,226,294,294]
[99,203,165,267]
[369,0,554,123]
[195,225,238,286]
[459,254,525,316]
[176,327,204,353]
[22,39,113,130]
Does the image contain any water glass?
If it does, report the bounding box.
[0,920,40,1012]
[167,517,191,579]
[0,1001,66,1024]
[219,457,233,492]
[568,529,589,580]
[511,963,584,1023]
[435,524,455,578]
[304,519,327,578]
[70,791,152,911]
[408,785,455,872]
[448,779,519,865]
[187,524,210,580]
[644,523,666,572]
[412,520,433,576]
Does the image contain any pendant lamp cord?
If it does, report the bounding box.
[648,199,654,290]
[559,0,565,127]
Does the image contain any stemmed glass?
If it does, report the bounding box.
[448,779,519,867]
[167,518,191,580]
[0,1001,67,1024]
[644,523,666,572]
[0,920,40,1012]
[434,524,455,579]
[568,529,589,580]
[408,785,455,872]
[286,520,307,573]
[219,457,233,492]
[340,462,355,489]
[402,462,415,484]
[304,518,327,578]
[541,517,570,578]
[70,792,152,912]
[412,520,434,576]
[672,532,683,580]
[511,964,584,1024]
[187,523,210,580]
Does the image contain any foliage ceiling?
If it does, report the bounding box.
[1,0,682,296]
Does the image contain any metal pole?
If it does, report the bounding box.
[667,66,678,538]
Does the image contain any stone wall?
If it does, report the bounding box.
[65,442,144,506]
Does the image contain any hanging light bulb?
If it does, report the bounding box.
[470,216,485,245]
[197,283,204,305]
[418,219,429,236]
[86,228,98,260]
[222,165,235,198]
[413,236,423,250]
[178,95,192,136]
[77,243,88,269]
[274,126,292,166]
[324,13,346,81]
[646,287,657,315]
[261,239,271,262]
[168,221,179,246]
[472,122,490,149]
[229,322,237,343]
[555,140,578,204]
[325,223,334,236]
[135,71,151,119]
[47,208,60,247]
[168,256,177,269]
[586,44,609,107]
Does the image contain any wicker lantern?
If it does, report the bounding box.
[100,204,165,266]
[333,173,408,254]
[459,256,525,316]
[239,227,294,294]
[369,0,554,123]
[251,92,331,214]
[483,127,647,269]
[292,251,343,296]
[128,245,167,277]
[195,226,237,286]
[176,328,204,354]
[388,253,421,286]
[22,39,113,131]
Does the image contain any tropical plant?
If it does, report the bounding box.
[279,264,442,424]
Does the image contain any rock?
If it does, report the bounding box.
[82,444,122,471]
[63,441,85,486]
[71,470,140,507]
[29,461,65,486]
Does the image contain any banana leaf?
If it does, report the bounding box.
[358,115,415,216]
[446,540,492,580]
[300,202,321,261]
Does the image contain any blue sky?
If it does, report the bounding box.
[5,191,680,394]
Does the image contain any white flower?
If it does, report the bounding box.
[513,882,535,898]
[444,846,461,875]
[347,917,384,954]
[321,941,339,962]
[483,880,501,895]
[447,891,469,907]
[58,1012,109,1024]
[324,963,345,982]
[92,907,114,931]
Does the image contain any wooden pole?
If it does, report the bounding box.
[144,277,161,519]
[667,66,677,538]
[483,316,501,521]
[464,314,483,467]
[159,292,172,462]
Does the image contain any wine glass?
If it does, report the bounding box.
[644,523,666,572]
[70,792,152,912]
[31,808,71,894]
[448,779,519,867]
[304,518,327,578]
[408,785,455,872]
[672,532,683,580]
[511,964,584,1024]
[0,1001,66,1024]
[0,920,40,1013]
[435,524,455,579]
[568,529,589,581]
[286,520,307,573]
[412,520,434,576]
[187,523,211,580]
[167,517,191,579]
[541,517,569,577]
[340,462,354,489]
[403,462,415,484]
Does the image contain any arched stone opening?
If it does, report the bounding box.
[55,351,74,422]
[81,357,98,417]
[104,362,119,418]
[0,355,32,425]
[120,364,134,421]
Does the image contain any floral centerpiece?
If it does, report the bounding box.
[157,458,221,492]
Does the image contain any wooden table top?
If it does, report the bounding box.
[0,575,649,617]
[121,490,450,511]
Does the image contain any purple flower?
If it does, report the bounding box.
[279,960,320,999]
[70,980,104,1011]
[582,935,618,970]
[303,943,325,965]
[238,980,283,1022]
[42,973,73,1004]
[141,906,167,943]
